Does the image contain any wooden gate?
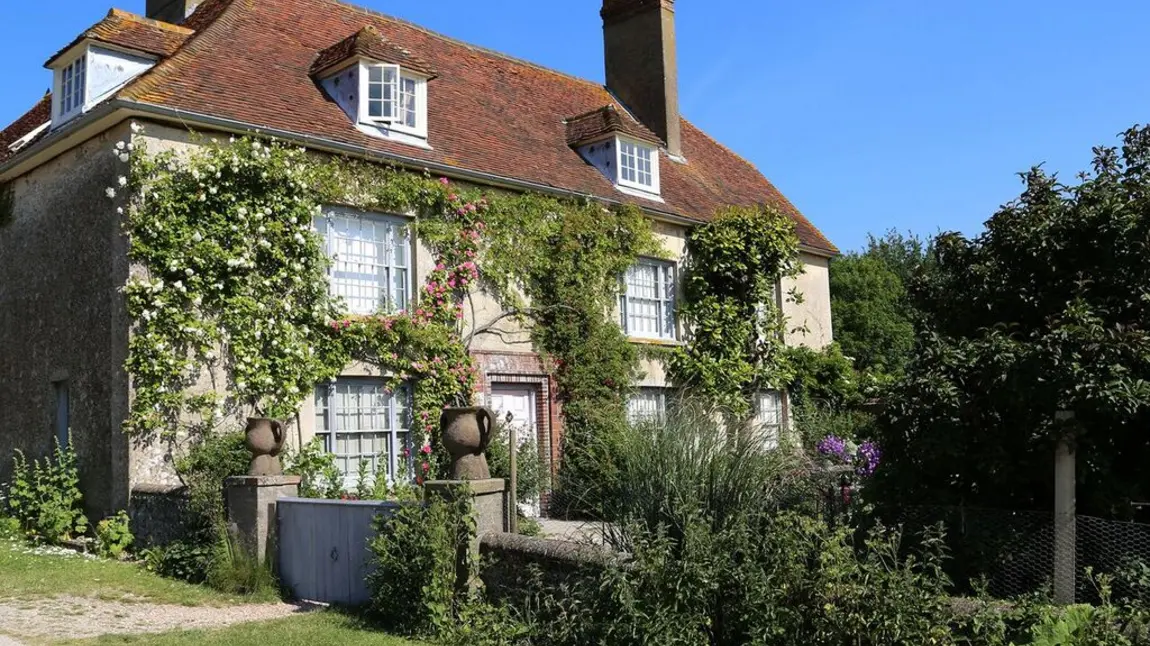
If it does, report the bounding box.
[277,497,407,605]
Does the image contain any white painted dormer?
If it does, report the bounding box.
[318,60,431,149]
[50,44,154,129]
[567,106,663,202]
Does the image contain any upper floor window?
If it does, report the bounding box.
[619,138,657,191]
[358,63,427,138]
[317,207,410,315]
[365,64,399,122]
[58,56,87,120]
[620,258,677,341]
[314,378,411,488]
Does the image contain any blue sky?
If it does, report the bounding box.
[2,0,1148,252]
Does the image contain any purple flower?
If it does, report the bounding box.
[855,441,882,477]
[817,435,852,464]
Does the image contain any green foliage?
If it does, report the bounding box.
[830,230,932,377]
[205,529,279,598]
[486,419,545,504]
[792,402,877,452]
[141,540,213,584]
[175,431,249,532]
[94,510,134,559]
[282,437,342,499]
[668,204,801,418]
[366,491,476,636]
[783,342,861,410]
[874,125,1150,516]
[5,440,89,544]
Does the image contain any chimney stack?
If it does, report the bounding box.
[601,0,681,158]
[145,0,202,24]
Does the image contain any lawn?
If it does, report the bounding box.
[0,539,256,606]
[58,612,426,645]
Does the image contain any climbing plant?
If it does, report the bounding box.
[116,128,656,486]
[668,204,802,418]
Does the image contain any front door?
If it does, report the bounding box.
[489,386,540,517]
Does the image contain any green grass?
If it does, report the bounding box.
[0,539,260,606]
[58,611,427,645]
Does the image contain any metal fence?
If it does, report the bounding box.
[893,505,1150,603]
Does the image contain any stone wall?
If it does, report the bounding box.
[128,483,196,548]
[0,122,133,519]
[478,532,623,604]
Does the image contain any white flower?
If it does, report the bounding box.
[192,295,203,307]
[115,141,126,151]
[105,187,116,199]
[293,233,305,244]
[236,380,247,390]
[130,122,142,133]
[192,232,203,243]
[185,268,194,277]
[126,143,134,151]
[118,153,130,163]
[263,207,272,216]
[116,207,124,215]
[118,176,127,187]
[173,280,185,292]
[258,239,271,249]
[214,282,224,290]
[208,186,218,195]
[257,226,266,234]
[238,206,248,216]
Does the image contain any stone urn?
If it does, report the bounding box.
[440,407,496,480]
[244,417,286,476]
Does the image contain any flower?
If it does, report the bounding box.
[118,176,127,187]
[816,435,852,464]
[105,188,116,199]
[439,177,450,186]
[118,153,130,163]
[130,121,142,133]
[115,141,126,151]
[420,445,432,455]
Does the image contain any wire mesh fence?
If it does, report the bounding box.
[890,505,1150,603]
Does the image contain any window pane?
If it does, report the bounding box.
[317,378,403,488]
[622,259,676,340]
[320,209,409,315]
[628,388,667,424]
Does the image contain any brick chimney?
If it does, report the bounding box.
[602,0,681,158]
[145,0,202,24]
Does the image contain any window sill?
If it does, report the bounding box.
[627,337,683,348]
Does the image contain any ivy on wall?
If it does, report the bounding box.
[117,129,656,483]
[668,205,802,418]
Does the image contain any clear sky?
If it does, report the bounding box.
[2,0,1148,252]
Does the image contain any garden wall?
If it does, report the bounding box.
[478,532,623,603]
[128,483,195,548]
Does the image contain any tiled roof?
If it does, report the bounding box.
[312,25,437,78]
[566,105,660,147]
[6,0,836,253]
[0,94,51,165]
[44,9,192,67]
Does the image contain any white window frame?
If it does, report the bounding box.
[54,51,89,124]
[620,257,678,341]
[616,136,660,194]
[754,390,785,450]
[627,387,669,425]
[358,62,428,139]
[314,378,412,489]
[317,206,412,316]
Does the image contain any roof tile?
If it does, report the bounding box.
[312,25,437,78]
[565,105,660,147]
[44,9,192,68]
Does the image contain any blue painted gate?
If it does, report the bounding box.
[277,497,406,605]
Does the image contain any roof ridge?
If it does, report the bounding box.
[106,8,194,35]
[325,0,607,91]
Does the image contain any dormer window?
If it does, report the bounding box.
[313,26,436,148]
[567,105,663,200]
[59,56,86,120]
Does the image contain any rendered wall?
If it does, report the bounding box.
[782,252,834,349]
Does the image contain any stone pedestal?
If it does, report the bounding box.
[224,475,301,566]
[424,478,508,535]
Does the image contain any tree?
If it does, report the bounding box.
[829,231,930,377]
[872,126,1150,517]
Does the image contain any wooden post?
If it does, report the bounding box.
[1053,411,1076,605]
[509,416,519,535]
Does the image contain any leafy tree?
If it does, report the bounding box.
[829,231,931,377]
[872,126,1150,517]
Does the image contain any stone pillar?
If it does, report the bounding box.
[224,475,301,566]
[424,478,508,536]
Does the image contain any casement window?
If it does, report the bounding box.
[360,63,427,137]
[617,138,659,193]
[314,379,411,488]
[317,207,410,315]
[58,56,87,119]
[620,258,677,341]
[627,387,670,425]
[754,390,785,450]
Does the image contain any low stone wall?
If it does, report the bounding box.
[478,532,624,603]
[128,483,195,547]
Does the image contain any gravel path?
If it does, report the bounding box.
[0,595,318,643]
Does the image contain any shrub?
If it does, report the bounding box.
[282,436,342,499]
[205,528,278,599]
[486,419,546,506]
[94,510,133,559]
[141,539,212,583]
[5,440,89,544]
[175,431,249,533]
[366,491,474,636]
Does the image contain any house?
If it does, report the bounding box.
[0,0,837,518]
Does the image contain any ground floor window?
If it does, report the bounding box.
[754,390,785,449]
[627,387,671,425]
[314,378,411,488]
